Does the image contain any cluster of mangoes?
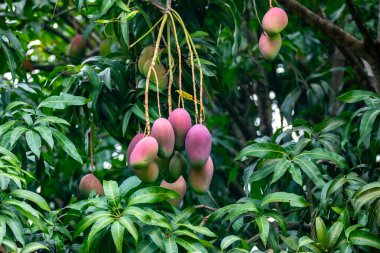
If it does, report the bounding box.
[259,7,288,61]
[127,108,213,207]
[137,46,168,90]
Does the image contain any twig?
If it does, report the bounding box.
[89,124,95,173]
[195,204,217,212]
[207,190,220,208]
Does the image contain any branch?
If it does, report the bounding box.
[277,0,367,60]
[378,0,380,41]
[195,205,217,212]
[345,0,374,46]
[144,0,166,11]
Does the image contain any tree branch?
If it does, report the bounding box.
[195,205,217,212]
[345,0,374,46]
[277,0,367,60]
[378,0,380,41]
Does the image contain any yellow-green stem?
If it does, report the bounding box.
[129,15,164,48]
[167,21,174,113]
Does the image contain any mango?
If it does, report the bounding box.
[160,176,186,207]
[166,151,186,183]
[151,118,175,159]
[79,174,104,198]
[143,60,168,90]
[138,46,154,74]
[168,108,192,150]
[188,157,213,194]
[262,7,288,35]
[99,39,111,56]
[132,161,159,183]
[259,33,282,61]
[156,156,170,177]
[126,133,144,163]
[68,34,87,58]
[185,124,212,169]
[129,136,158,170]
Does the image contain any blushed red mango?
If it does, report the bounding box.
[129,136,158,170]
[132,161,159,183]
[185,124,211,169]
[160,176,186,207]
[259,33,282,61]
[79,174,104,198]
[151,118,175,159]
[188,157,214,194]
[126,133,144,162]
[262,7,288,35]
[168,108,192,150]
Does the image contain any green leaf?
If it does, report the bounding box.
[175,238,207,253]
[25,130,41,157]
[0,220,6,244]
[73,211,111,238]
[103,180,120,207]
[297,148,348,169]
[51,128,83,164]
[327,221,343,248]
[221,235,244,250]
[288,164,303,186]
[87,216,114,250]
[315,217,328,249]
[122,110,133,136]
[293,157,325,188]
[111,221,124,253]
[21,242,49,253]
[0,121,16,137]
[349,230,380,249]
[265,210,287,233]
[4,101,29,113]
[256,216,270,247]
[270,158,291,184]
[38,93,87,109]
[358,108,380,145]
[1,43,17,81]
[119,176,141,196]
[177,223,216,237]
[119,215,138,242]
[34,116,70,126]
[337,90,379,103]
[164,236,178,253]
[10,189,51,212]
[2,215,25,245]
[128,186,179,206]
[34,126,54,149]
[9,126,28,147]
[100,0,116,16]
[236,143,286,160]
[82,65,100,88]
[1,237,18,252]
[261,192,309,207]
[313,118,346,133]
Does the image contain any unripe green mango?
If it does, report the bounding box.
[259,33,282,61]
[99,39,111,56]
[185,124,212,169]
[168,108,192,150]
[188,157,214,194]
[151,118,175,159]
[262,7,288,35]
[129,136,158,170]
[68,34,87,58]
[166,151,186,183]
[138,46,154,74]
[79,174,104,198]
[160,176,186,207]
[132,161,159,183]
[143,61,168,90]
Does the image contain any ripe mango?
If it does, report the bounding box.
[138,46,154,74]
[132,161,159,183]
[168,108,192,150]
[262,7,288,35]
[129,136,158,170]
[166,151,186,183]
[188,157,213,194]
[259,33,282,61]
[126,133,144,163]
[79,174,104,198]
[185,124,211,169]
[151,118,175,159]
[68,34,87,59]
[160,176,186,207]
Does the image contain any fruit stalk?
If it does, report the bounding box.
[89,124,94,173]
[144,14,168,135]
[167,21,174,113]
[152,67,162,117]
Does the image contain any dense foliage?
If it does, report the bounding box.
[0,0,379,252]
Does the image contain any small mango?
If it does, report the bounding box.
[168,108,192,150]
[160,176,186,207]
[188,157,214,194]
[185,124,212,169]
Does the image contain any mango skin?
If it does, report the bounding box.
[151,118,175,159]
[188,157,214,194]
[68,34,87,58]
[160,176,186,207]
[185,124,212,169]
[127,133,144,163]
[143,60,168,90]
[138,46,154,74]
[129,136,158,170]
[79,174,104,198]
[166,151,185,183]
[259,33,282,61]
[168,108,192,150]
[132,161,159,183]
[262,7,288,35]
